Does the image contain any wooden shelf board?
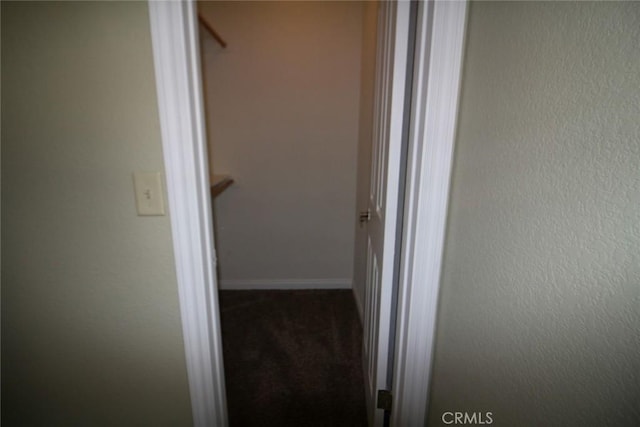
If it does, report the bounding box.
[211,174,234,198]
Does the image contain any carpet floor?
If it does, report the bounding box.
[219,289,368,427]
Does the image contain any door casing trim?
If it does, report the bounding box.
[148,2,228,426]
[391,1,468,425]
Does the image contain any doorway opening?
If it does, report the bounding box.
[197,2,381,425]
[149,0,468,425]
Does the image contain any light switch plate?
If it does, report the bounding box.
[133,172,166,216]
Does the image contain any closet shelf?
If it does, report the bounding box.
[211,174,234,198]
[198,13,227,48]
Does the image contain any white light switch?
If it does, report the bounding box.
[133,172,166,216]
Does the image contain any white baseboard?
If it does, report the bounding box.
[218,278,352,290]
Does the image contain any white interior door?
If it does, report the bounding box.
[362,1,411,425]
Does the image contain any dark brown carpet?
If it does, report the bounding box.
[219,289,368,427]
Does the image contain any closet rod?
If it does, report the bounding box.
[198,14,227,48]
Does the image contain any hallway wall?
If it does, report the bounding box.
[430,2,640,425]
[199,1,363,289]
[1,2,192,424]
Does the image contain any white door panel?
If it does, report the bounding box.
[362,1,411,425]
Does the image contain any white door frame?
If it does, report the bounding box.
[147,1,227,426]
[147,0,467,425]
[391,1,468,424]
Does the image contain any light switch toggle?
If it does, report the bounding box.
[133,172,166,216]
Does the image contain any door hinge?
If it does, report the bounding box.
[377,389,392,411]
[359,209,371,224]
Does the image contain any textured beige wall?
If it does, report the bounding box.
[429,2,640,426]
[352,1,379,318]
[1,2,192,425]
[0,2,3,387]
[199,1,362,287]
